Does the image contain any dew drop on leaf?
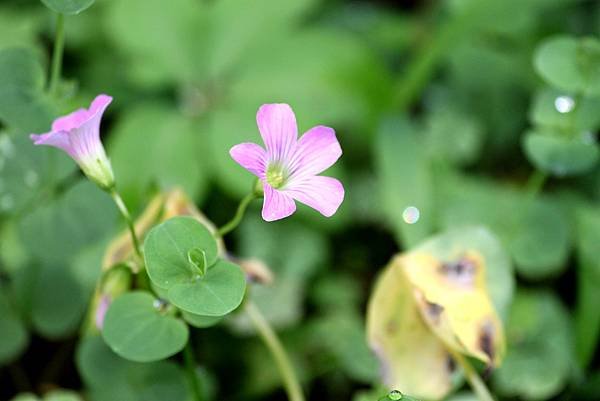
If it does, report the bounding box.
[554,95,575,113]
[388,390,403,400]
[152,298,168,312]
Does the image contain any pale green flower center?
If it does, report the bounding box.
[266,164,286,189]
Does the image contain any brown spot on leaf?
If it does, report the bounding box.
[425,301,444,324]
[386,319,398,335]
[439,255,477,287]
[446,354,456,374]
[479,320,495,364]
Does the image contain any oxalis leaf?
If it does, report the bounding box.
[77,335,190,401]
[167,259,246,316]
[144,216,246,316]
[523,130,598,177]
[144,216,219,288]
[534,35,600,96]
[102,291,188,362]
[41,0,95,15]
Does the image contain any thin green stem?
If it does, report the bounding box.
[49,13,65,96]
[217,192,257,237]
[109,188,142,259]
[245,301,304,401]
[183,341,204,401]
[451,350,495,401]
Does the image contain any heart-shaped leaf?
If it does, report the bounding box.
[144,216,218,289]
[102,291,188,362]
[181,311,223,328]
[168,260,246,316]
[77,336,190,401]
[523,130,598,176]
[534,35,600,96]
[41,0,95,15]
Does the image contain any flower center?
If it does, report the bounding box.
[266,164,286,189]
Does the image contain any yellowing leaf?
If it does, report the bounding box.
[401,251,505,367]
[367,230,507,400]
[367,255,453,400]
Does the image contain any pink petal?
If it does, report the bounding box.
[230,142,267,178]
[262,183,296,222]
[287,125,341,180]
[30,131,72,154]
[66,95,112,162]
[30,94,115,189]
[256,104,298,163]
[286,176,344,217]
[89,94,113,114]
[51,94,113,132]
[52,108,89,132]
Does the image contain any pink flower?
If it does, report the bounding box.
[30,94,115,190]
[230,104,344,221]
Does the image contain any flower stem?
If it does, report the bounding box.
[450,350,495,401]
[183,341,204,401]
[217,192,258,237]
[109,188,143,259]
[245,301,305,401]
[49,13,65,96]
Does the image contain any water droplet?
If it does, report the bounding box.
[24,171,38,188]
[388,390,403,400]
[402,206,420,224]
[554,95,575,113]
[153,298,168,311]
[0,195,14,211]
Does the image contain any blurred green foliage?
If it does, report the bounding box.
[1,0,600,400]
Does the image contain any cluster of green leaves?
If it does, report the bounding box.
[1,0,600,401]
[101,217,246,362]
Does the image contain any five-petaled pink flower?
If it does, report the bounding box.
[30,94,115,190]
[230,103,344,221]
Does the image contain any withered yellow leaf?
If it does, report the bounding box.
[401,250,505,367]
[367,255,454,400]
[367,227,508,399]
